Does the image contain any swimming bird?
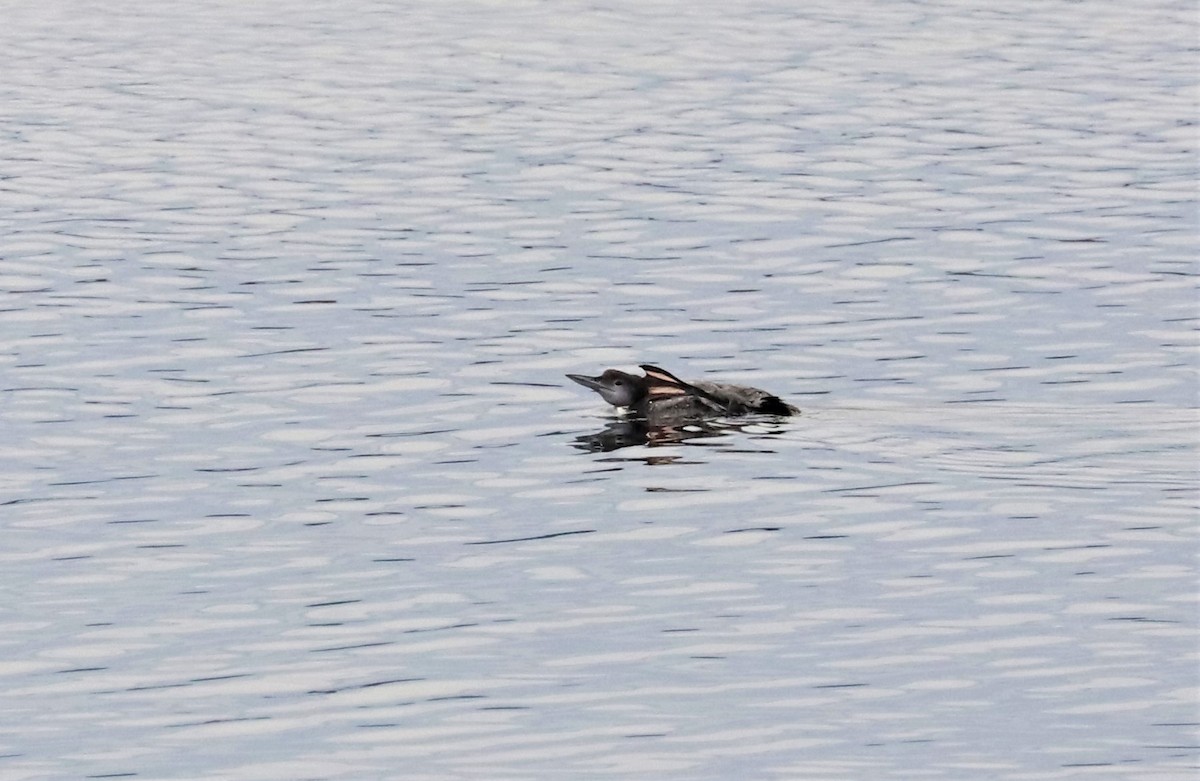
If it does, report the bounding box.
[566,364,799,420]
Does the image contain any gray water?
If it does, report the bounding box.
[2,0,1196,779]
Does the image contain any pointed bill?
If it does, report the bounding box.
[566,373,605,392]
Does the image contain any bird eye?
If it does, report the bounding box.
[614,380,623,385]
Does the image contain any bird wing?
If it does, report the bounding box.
[639,365,727,406]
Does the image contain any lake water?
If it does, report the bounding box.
[2,0,1196,778]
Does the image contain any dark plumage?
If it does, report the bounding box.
[566,364,799,420]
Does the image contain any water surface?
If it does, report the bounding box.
[2,0,1196,779]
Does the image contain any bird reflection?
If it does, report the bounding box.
[570,418,730,453]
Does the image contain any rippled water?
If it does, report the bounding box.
[2,0,1196,778]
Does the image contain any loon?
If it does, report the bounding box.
[566,364,799,420]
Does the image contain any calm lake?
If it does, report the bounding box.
[2,0,1196,779]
